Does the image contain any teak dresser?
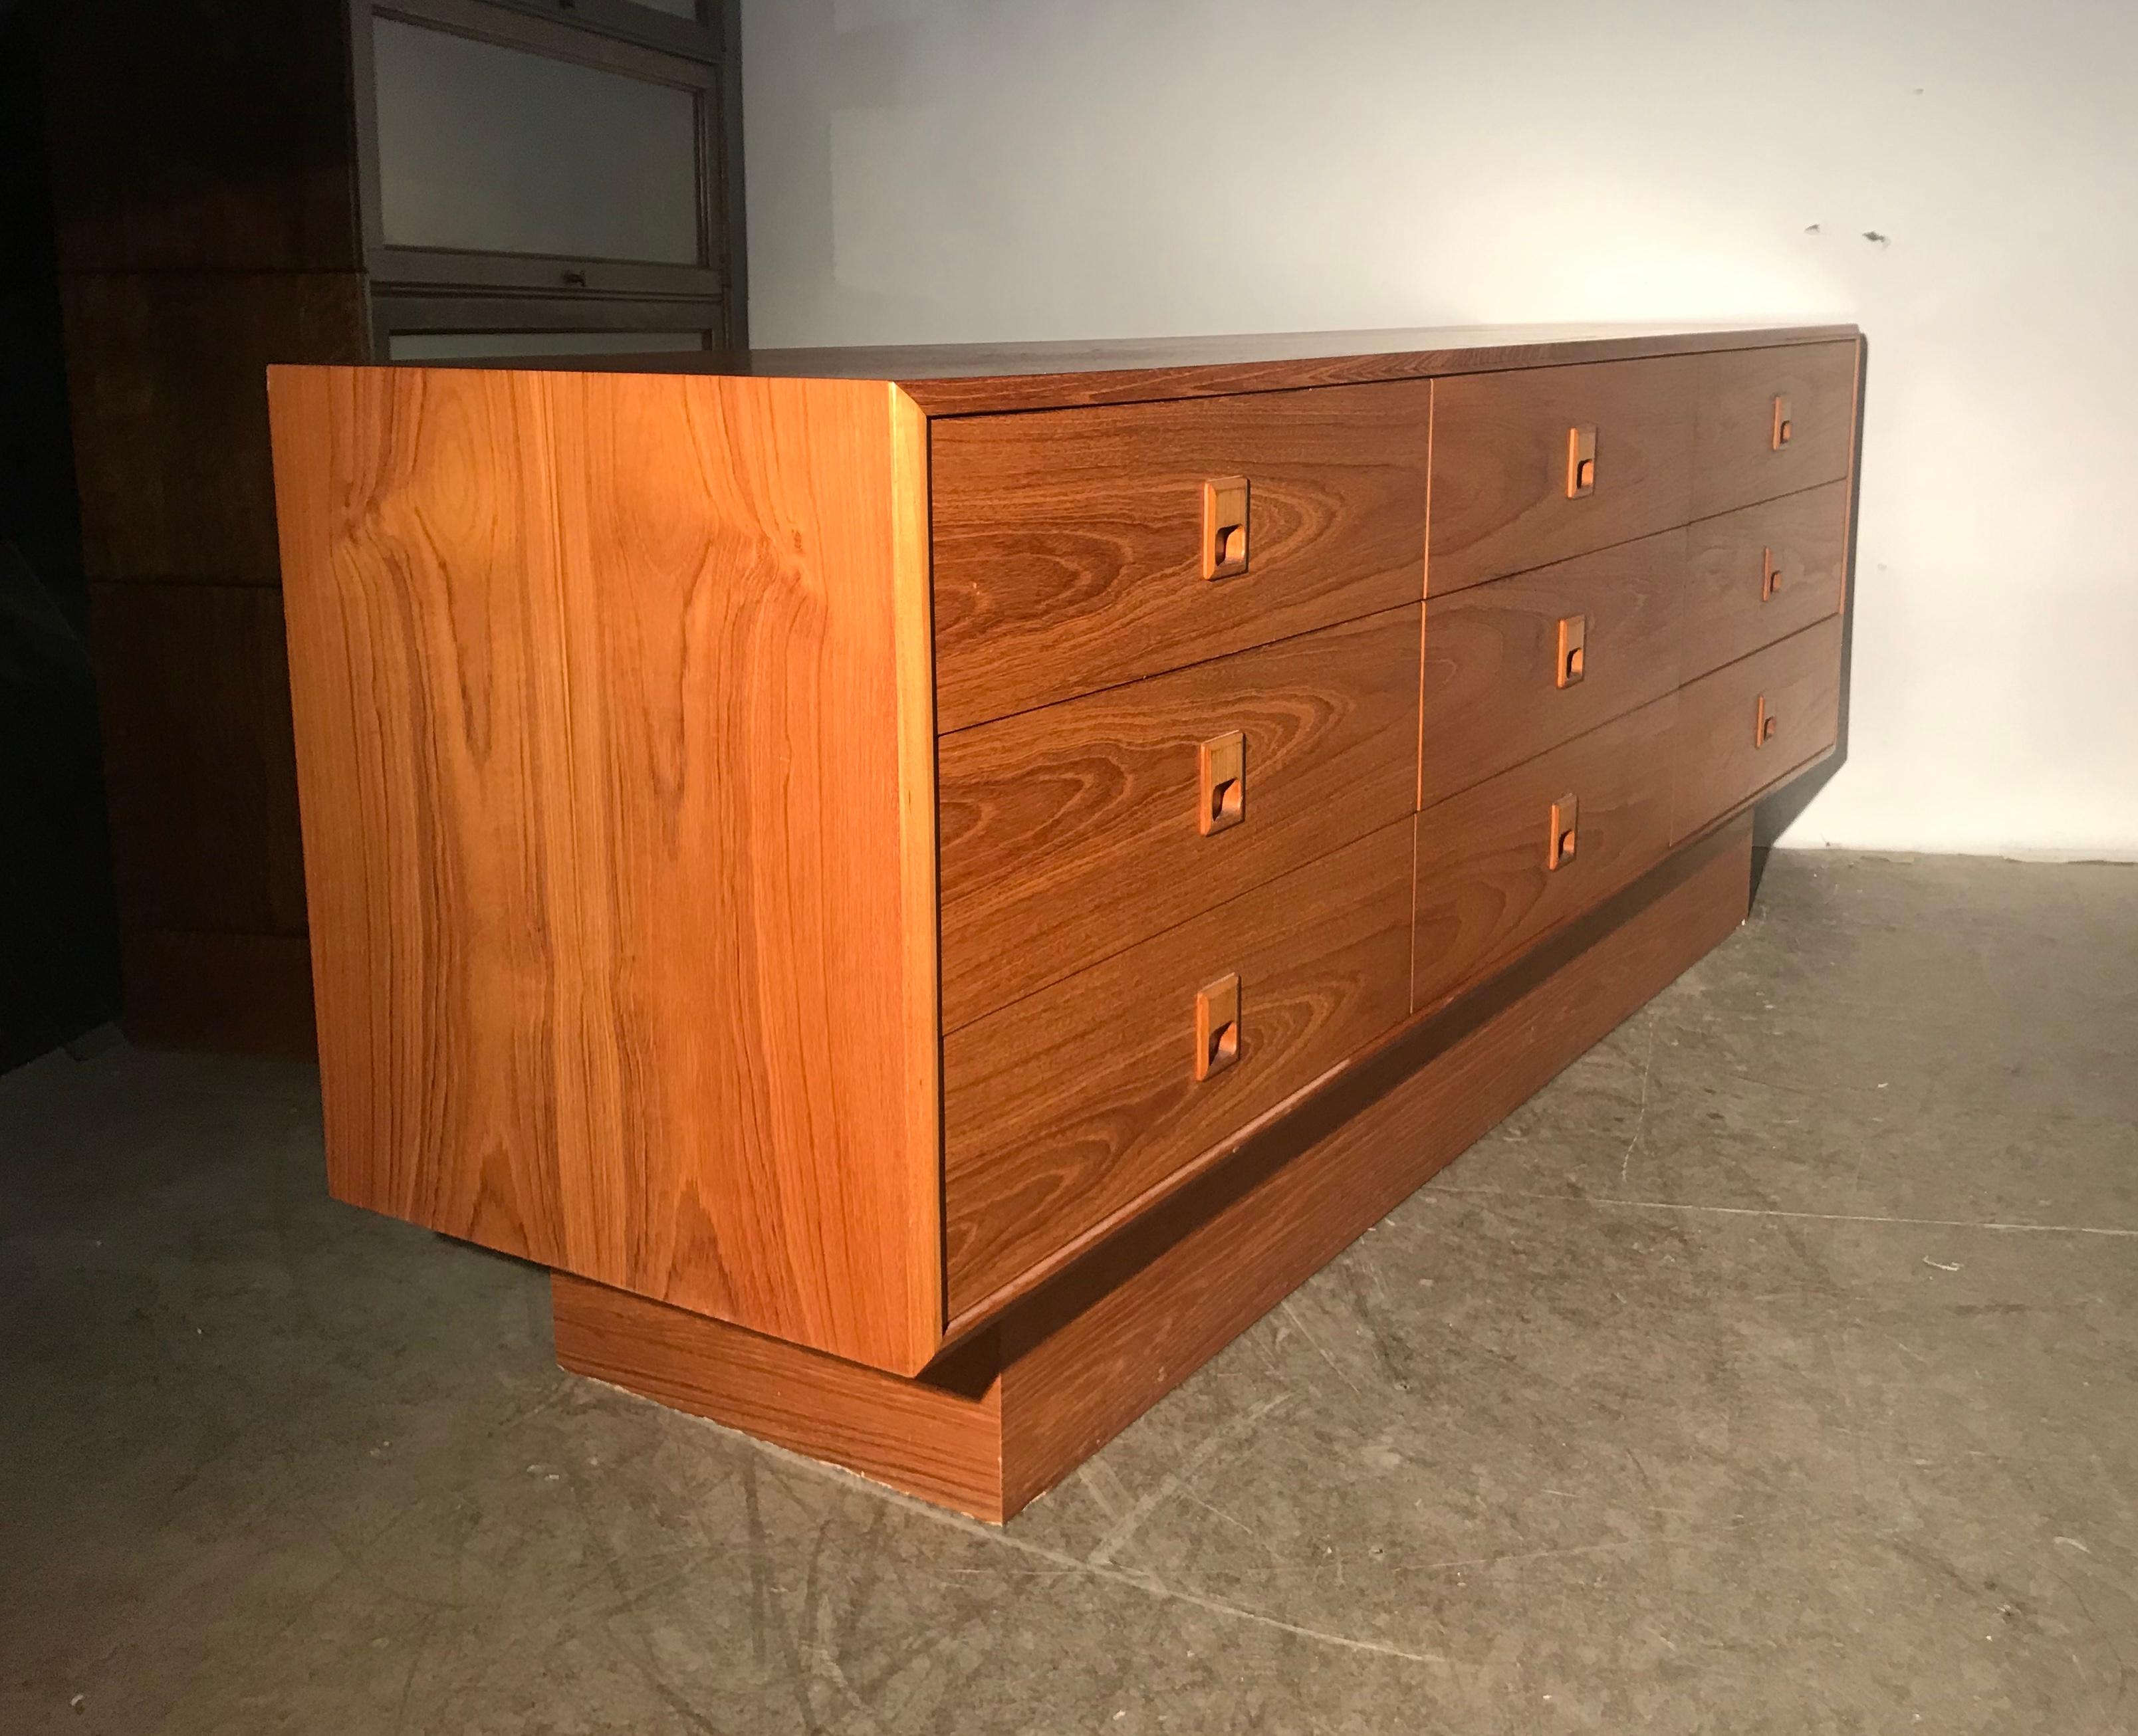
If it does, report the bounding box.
[267,323,1862,1521]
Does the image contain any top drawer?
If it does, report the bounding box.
[1693,341,1859,518]
[1426,355,1697,596]
[930,381,1431,732]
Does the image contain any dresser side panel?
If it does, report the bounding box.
[269,366,943,1375]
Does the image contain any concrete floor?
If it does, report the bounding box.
[3,852,2135,1735]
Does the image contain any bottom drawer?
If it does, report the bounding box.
[1672,616,1843,840]
[944,819,1415,1317]
[1413,698,1677,1016]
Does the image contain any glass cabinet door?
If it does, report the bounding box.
[361,0,736,317]
[384,328,709,361]
[373,18,701,265]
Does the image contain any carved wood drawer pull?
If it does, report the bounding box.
[1203,475,1250,580]
[1548,793,1579,870]
[1195,973,1241,1080]
[1556,613,1587,687]
[1761,547,1785,601]
[1566,425,1597,498]
[1197,730,1246,835]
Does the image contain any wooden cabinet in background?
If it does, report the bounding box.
[43,0,745,1053]
[269,322,1861,1519]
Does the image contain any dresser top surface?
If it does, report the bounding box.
[368,321,1861,416]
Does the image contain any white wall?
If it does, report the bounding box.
[741,0,2138,857]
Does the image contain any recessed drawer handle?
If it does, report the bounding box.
[1203,475,1250,580]
[1772,395,1794,451]
[1566,425,1597,498]
[1194,972,1241,1080]
[1556,613,1587,687]
[1755,695,1779,746]
[1548,792,1579,869]
[1197,729,1246,835]
[1761,548,1785,600]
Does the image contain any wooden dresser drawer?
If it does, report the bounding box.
[1671,617,1843,841]
[1419,527,1683,810]
[943,819,1414,1316]
[1693,341,1858,518]
[1426,356,1697,595]
[1413,698,1676,1015]
[1684,481,1848,680]
[931,381,1431,732]
[939,606,1419,1032]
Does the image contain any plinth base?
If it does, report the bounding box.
[553,819,1753,1521]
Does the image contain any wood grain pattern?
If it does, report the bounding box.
[1683,481,1849,680]
[943,820,1415,1319]
[556,820,1753,1522]
[1417,528,1685,810]
[938,607,1421,1031]
[1413,697,1677,1016]
[552,1273,1009,1521]
[88,581,308,938]
[930,381,1431,730]
[993,817,1752,1515]
[437,324,1860,416]
[1671,617,1844,842]
[1427,356,1698,595]
[1693,341,1861,518]
[269,364,944,1374]
[276,326,1859,1517]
